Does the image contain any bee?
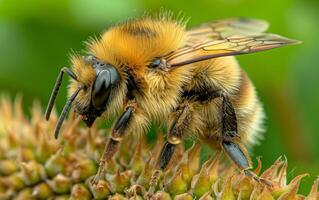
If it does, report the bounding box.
[45,14,299,189]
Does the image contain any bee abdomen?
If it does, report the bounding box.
[234,70,265,146]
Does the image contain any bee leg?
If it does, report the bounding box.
[148,104,190,195]
[219,92,248,167]
[222,140,251,170]
[220,92,240,139]
[220,93,271,186]
[222,140,272,186]
[91,105,135,185]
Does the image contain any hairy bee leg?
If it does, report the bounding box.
[220,93,240,139]
[218,92,248,167]
[91,106,134,185]
[219,93,271,185]
[148,105,190,194]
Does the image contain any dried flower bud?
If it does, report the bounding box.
[0,97,317,199]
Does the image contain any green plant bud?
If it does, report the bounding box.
[44,149,66,178]
[47,174,72,194]
[7,131,19,149]
[220,176,235,200]
[271,174,306,198]
[0,160,19,176]
[88,176,111,199]
[32,182,53,200]
[136,157,153,189]
[0,190,14,199]
[109,193,126,200]
[199,192,214,200]
[54,195,70,200]
[174,144,201,188]
[174,193,193,200]
[191,159,214,198]
[108,170,133,193]
[154,191,172,200]
[19,147,36,162]
[166,169,189,196]
[129,142,144,176]
[274,174,307,200]
[0,97,317,200]
[0,173,25,191]
[185,143,201,175]
[14,188,36,200]
[233,176,253,199]
[0,146,5,160]
[20,161,45,186]
[71,156,97,182]
[206,153,221,183]
[70,184,92,200]
[35,134,56,164]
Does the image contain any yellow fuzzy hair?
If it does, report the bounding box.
[183,56,264,147]
[89,17,186,77]
[67,15,264,147]
[67,56,92,113]
[68,54,127,118]
[67,16,193,137]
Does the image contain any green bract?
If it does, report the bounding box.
[0,97,317,199]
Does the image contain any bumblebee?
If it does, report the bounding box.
[45,15,299,189]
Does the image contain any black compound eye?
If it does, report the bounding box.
[92,70,111,108]
[92,65,120,108]
[148,58,161,68]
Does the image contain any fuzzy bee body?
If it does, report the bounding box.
[46,15,299,189]
[179,56,264,149]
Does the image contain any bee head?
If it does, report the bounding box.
[75,56,120,127]
[45,55,120,139]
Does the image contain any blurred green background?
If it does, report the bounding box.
[0,0,318,195]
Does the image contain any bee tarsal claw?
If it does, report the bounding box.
[90,174,101,186]
[244,169,273,187]
[90,163,106,186]
[260,178,274,187]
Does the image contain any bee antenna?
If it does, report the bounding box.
[54,86,82,139]
[45,67,78,120]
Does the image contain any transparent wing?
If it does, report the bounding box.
[187,18,269,41]
[166,34,300,67]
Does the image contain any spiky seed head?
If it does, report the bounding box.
[0,96,317,199]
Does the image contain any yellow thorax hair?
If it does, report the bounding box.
[88,16,187,77]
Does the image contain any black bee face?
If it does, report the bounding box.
[76,56,120,127]
[45,56,120,139]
